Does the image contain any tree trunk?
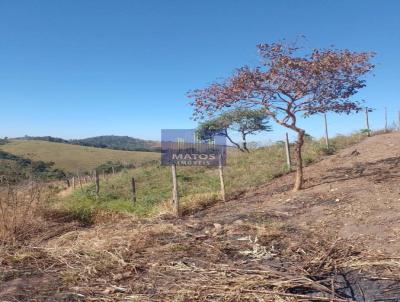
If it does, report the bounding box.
[242,132,250,152]
[225,132,244,152]
[293,129,305,191]
[218,154,226,202]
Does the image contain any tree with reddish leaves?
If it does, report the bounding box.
[188,42,374,191]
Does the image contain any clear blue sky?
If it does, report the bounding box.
[0,0,399,142]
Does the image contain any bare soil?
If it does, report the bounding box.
[1,132,400,301]
[201,131,400,255]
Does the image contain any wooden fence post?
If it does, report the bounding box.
[218,154,226,202]
[72,177,75,189]
[94,170,100,198]
[323,113,329,148]
[365,107,371,137]
[284,132,292,171]
[385,107,388,132]
[78,171,83,191]
[398,110,400,131]
[171,164,180,216]
[131,177,136,204]
[112,166,115,175]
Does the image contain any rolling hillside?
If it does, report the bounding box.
[0,140,159,173]
[15,135,160,152]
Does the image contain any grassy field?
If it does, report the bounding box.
[0,140,159,173]
[58,132,367,221]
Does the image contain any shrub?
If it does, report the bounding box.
[0,182,49,245]
[302,156,314,166]
[315,145,336,156]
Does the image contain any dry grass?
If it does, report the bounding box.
[0,181,50,245]
[4,214,394,301]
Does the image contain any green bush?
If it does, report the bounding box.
[315,145,336,156]
[302,156,314,166]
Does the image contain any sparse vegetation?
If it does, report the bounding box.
[95,160,135,174]
[0,181,49,244]
[0,150,66,182]
[55,132,366,218]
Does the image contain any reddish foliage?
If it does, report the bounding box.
[188,41,375,190]
[189,42,374,130]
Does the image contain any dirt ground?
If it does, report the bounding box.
[1,132,400,301]
[200,131,400,255]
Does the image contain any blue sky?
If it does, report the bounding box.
[0,0,399,142]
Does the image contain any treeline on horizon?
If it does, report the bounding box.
[12,135,161,152]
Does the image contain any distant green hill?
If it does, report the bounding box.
[0,140,159,173]
[14,135,160,152]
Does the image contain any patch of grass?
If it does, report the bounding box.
[330,132,365,149]
[60,182,158,219]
